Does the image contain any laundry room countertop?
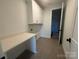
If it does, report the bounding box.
[0,32,36,53]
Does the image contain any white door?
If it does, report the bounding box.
[62,0,78,59]
[68,10,78,59]
[59,2,64,44]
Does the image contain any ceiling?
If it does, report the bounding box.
[35,0,64,8]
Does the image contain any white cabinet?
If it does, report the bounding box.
[27,0,43,24]
[27,0,33,24]
[32,0,43,24]
[0,41,6,59]
[0,42,3,58]
[27,0,43,39]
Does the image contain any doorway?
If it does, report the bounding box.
[51,9,61,39]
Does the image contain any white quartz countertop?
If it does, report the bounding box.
[1,33,36,53]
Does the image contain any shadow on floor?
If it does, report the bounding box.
[16,38,66,59]
[16,50,33,59]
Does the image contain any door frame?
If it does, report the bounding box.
[50,3,65,44]
[59,2,65,44]
[51,8,61,38]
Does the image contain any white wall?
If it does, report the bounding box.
[0,0,29,59]
[0,0,28,38]
[40,5,62,38]
[40,9,52,38]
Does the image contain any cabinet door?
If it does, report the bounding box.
[27,0,33,24]
[32,0,43,24]
[0,41,4,58]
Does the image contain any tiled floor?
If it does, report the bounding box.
[17,38,66,59]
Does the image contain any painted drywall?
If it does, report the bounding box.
[29,25,42,33]
[40,5,62,38]
[40,9,52,38]
[62,0,77,58]
[0,0,28,38]
[0,0,30,59]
